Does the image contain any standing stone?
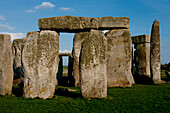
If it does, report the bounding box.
[150,20,161,84]
[57,56,63,85]
[134,43,150,76]
[132,35,151,77]
[0,34,13,95]
[12,39,25,79]
[105,29,134,87]
[72,32,89,87]
[80,29,107,98]
[22,30,59,99]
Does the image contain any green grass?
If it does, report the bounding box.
[63,66,68,70]
[0,84,170,113]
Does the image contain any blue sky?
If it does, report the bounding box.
[0,0,169,64]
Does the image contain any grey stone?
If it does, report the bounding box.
[22,30,59,99]
[131,34,150,44]
[12,38,25,79]
[72,32,89,87]
[80,29,107,98]
[150,20,161,84]
[134,43,150,77]
[105,29,134,87]
[0,34,13,95]
[38,15,130,32]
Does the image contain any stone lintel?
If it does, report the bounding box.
[38,15,130,32]
[58,53,72,56]
[131,34,150,44]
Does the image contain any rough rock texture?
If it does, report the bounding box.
[150,20,161,84]
[131,35,150,44]
[80,30,107,98]
[72,32,89,87]
[105,29,134,87]
[22,31,59,99]
[12,39,25,79]
[38,15,130,32]
[134,43,150,77]
[0,34,13,95]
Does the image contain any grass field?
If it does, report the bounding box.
[0,84,170,113]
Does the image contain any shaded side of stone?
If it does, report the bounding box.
[150,20,161,84]
[0,34,13,95]
[12,38,25,80]
[72,32,89,87]
[105,29,134,87]
[80,29,107,98]
[22,31,59,99]
[131,34,150,44]
[134,43,150,76]
[38,15,130,32]
[57,56,63,85]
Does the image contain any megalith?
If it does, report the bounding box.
[72,32,89,87]
[0,34,13,95]
[105,29,134,87]
[132,35,151,77]
[22,30,59,99]
[150,20,161,84]
[12,38,25,79]
[38,15,130,32]
[80,29,107,98]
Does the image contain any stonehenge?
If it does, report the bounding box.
[0,34,13,95]
[0,16,162,99]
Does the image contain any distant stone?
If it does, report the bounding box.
[131,34,150,44]
[72,32,89,87]
[22,30,59,99]
[134,43,150,77]
[38,15,130,32]
[12,38,25,79]
[150,20,161,84]
[105,29,134,87]
[0,34,13,95]
[165,71,170,78]
[80,29,107,98]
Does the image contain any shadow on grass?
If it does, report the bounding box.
[54,88,82,99]
[12,86,23,97]
[133,73,154,85]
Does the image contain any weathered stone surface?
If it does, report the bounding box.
[80,29,107,98]
[22,30,59,99]
[131,34,150,44]
[12,38,25,79]
[0,34,13,95]
[134,43,150,77]
[38,15,130,32]
[105,29,134,87]
[150,20,161,84]
[72,32,89,87]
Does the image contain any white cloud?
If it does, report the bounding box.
[0,24,14,30]
[0,15,5,20]
[25,9,36,13]
[59,49,72,53]
[34,2,55,9]
[0,32,26,42]
[59,7,74,11]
